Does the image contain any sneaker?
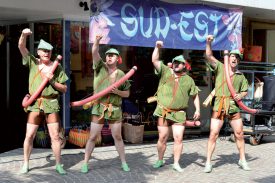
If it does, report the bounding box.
[20,164,29,174]
[121,162,130,172]
[56,164,66,175]
[153,160,165,169]
[203,162,213,173]
[238,160,251,171]
[81,163,89,173]
[172,163,184,173]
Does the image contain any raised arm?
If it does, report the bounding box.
[92,35,103,64]
[18,28,32,57]
[205,35,219,68]
[152,40,163,72]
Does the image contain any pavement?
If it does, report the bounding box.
[1,135,275,183]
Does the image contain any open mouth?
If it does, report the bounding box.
[42,56,49,60]
[231,59,237,64]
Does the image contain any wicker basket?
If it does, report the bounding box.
[123,123,144,143]
[68,128,101,148]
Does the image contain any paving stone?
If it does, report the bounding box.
[1,136,275,183]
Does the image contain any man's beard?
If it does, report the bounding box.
[173,68,185,73]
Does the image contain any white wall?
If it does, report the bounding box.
[1,0,275,23]
[202,0,275,10]
[0,0,90,21]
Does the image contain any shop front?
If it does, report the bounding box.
[1,0,275,151]
[69,1,243,143]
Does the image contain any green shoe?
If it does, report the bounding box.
[172,163,184,173]
[153,160,165,169]
[56,164,66,175]
[20,164,29,174]
[81,163,89,173]
[121,162,130,172]
[203,162,213,173]
[238,160,251,171]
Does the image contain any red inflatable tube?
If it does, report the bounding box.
[185,120,201,127]
[22,55,62,108]
[71,66,138,107]
[223,53,258,114]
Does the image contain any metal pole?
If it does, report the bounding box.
[6,25,10,109]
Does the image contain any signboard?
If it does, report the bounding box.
[89,0,242,50]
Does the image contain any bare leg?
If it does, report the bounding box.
[230,119,245,161]
[21,111,42,174]
[230,118,251,170]
[22,123,39,170]
[205,118,224,164]
[83,122,104,163]
[109,122,126,163]
[152,118,169,169]
[156,125,169,161]
[47,123,61,164]
[171,124,185,172]
[46,113,66,175]
[172,124,185,164]
[203,118,223,173]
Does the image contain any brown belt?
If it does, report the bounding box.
[37,95,58,110]
[98,102,120,120]
[158,104,186,119]
[216,95,231,117]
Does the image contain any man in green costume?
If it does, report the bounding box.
[18,28,68,175]
[204,35,251,173]
[81,35,131,173]
[152,40,200,172]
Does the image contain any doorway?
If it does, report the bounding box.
[1,24,29,152]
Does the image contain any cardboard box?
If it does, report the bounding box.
[244,46,262,62]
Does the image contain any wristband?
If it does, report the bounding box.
[224,53,229,56]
